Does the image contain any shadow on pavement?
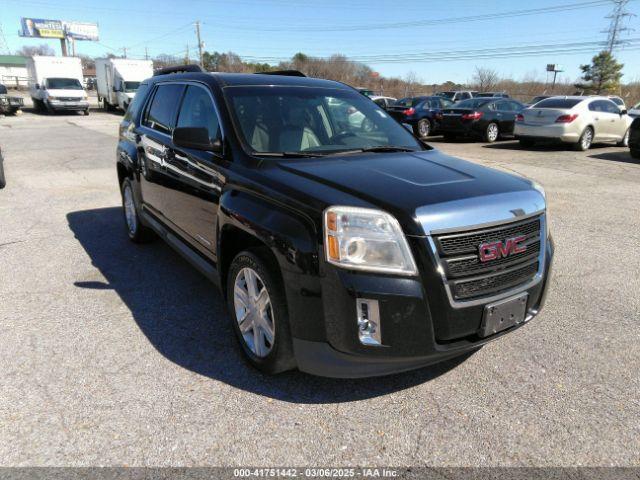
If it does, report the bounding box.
[67,207,472,403]
[588,151,639,164]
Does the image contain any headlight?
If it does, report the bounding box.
[324,206,417,275]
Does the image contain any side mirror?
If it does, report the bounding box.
[620,109,628,115]
[173,127,222,153]
[35,83,40,90]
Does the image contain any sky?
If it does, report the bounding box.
[2,0,640,85]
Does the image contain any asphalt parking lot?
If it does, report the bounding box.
[0,107,639,467]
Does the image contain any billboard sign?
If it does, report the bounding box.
[20,18,65,39]
[63,22,99,41]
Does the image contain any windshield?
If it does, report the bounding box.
[437,92,455,99]
[225,86,422,155]
[123,81,141,93]
[452,98,491,109]
[45,78,83,90]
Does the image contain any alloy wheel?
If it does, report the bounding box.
[487,123,499,142]
[234,267,275,358]
[419,120,430,137]
[582,129,593,150]
[123,184,137,235]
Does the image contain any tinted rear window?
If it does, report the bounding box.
[453,98,491,109]
[534,98,583,109]
[394,97,426,107]
[143,83,185,134]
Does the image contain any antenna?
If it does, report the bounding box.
[602,0,635,53]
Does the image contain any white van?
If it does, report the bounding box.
[95,58,153,112]
[27,56,89,115]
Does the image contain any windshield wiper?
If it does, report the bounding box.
[360,146,418,153]
[255,151,325,158]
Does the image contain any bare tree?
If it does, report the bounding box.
[15,44,56,57]
[471,67,500,92]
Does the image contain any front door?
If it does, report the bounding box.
[162,84,226,256]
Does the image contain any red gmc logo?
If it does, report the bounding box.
[479,235,527,262]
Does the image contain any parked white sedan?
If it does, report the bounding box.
[515,96,632,151]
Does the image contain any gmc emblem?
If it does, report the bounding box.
[479,235,527,262]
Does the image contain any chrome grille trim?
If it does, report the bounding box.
[423,212,547,308]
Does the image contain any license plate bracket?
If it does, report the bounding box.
[480,293,528,337]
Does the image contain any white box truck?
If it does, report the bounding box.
[27,56,89,115]
[95,58,153,112]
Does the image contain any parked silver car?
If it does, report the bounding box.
[514,96,632,150]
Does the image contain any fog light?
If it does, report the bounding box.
[356,298,382,346]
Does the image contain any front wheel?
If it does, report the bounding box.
[83,109,90,116]
[484,122,499,143]
[121,177,154,243]
[617,128,629,147]
[227,248,295,374]
[574,127,593,151]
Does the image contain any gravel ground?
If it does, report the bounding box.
[0,109,638,467]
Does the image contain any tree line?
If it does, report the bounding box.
[13,44,639,105]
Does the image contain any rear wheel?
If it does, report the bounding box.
[0,156,6,189]
[484,122,499,142]
[574,127,593,151]
[617,128,629,147]
[121,177,154,243]
[227,248,295,374]
[416,118,432,138]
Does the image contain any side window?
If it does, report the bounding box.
[602,100,619,114]
[429,99,440,109]
[176,85,221,141]
[486,102,497,111]
[143,83,185,135]
[495,101,509,111]
[589,101,603,112]
[510,101,523,112]
[123,83,150,122]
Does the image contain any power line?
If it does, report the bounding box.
[603,0,636,52]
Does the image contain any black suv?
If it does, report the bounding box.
[116,67,554,378]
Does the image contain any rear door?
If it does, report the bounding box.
[138,83,186,220]
[601,99,627,139]
[162,83,225,256]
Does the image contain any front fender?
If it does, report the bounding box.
[218,189,326,341]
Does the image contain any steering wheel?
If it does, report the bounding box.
[332,131,358,144]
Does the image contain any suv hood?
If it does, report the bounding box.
[276,149,541,235]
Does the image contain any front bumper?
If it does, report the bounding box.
[290,235,554,378]
[514,123,579,143]
[47,100,89,111]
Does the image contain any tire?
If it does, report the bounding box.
[227,248,295,375]
[631,149,640,159]
[519,139,535,148]
[617,128,630,147]
[0,156,6,189]
[484,122,499,143]
[573,127,593,151]
[120,177,154,243]
[84,109,90,116]
[416,118,432,138]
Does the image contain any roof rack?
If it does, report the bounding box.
[154,64,205,76]
[258,70,306,77]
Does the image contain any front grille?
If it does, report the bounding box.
[57,97,80,102]
[432,216,543,301]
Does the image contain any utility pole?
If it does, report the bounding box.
[123,47,127,58]
[0,25,11,54]
[185,44,190,64]
[145,46,149,60]
[195,21,204,67]
[603,0,634,53]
